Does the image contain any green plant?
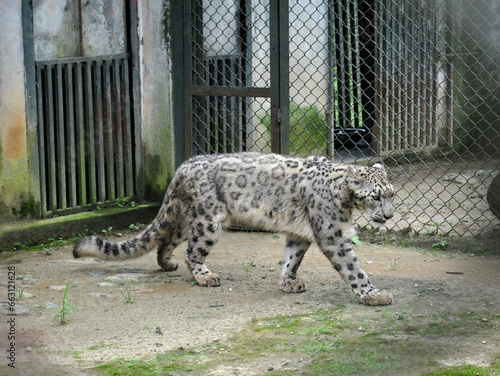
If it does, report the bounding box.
[102,227,113,237]
[388,259,401,270]
[54,283,74,324]
[12,242,25,251]
[17,287,25,299]
[261,102,328,155]
[65,350,82,359]
[428,221,440,235]
[47,237,64,247]
[303,334,342,355]
[245,260,257,272]
[433,238,448,249]
[351,235,363,245]
[123,291,134,304]
[396,310,407,320]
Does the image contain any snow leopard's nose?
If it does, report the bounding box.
[382,201,394,220]
[383,206,394,220]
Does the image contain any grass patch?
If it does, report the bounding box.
[94,350,207,375]
[92,309,500,376]
[422,355,500,376]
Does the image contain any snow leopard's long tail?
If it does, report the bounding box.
[73,204,179,261]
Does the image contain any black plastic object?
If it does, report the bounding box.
[487,173,500,220]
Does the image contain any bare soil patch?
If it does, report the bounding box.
[1,231,499,375]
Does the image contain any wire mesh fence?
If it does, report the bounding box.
[188,0,500,237]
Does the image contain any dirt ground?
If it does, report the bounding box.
[1,231,499,375]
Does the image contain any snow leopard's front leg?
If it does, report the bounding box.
[279,237,311,293]
[310,215,393,305]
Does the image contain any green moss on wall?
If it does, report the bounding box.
[162,0,172,51]
[11,197,37,219]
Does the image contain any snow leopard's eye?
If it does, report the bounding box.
[373,195,381,202]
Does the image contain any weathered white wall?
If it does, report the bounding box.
[0,0,31,223]
[138,0,174,199]
[33,0,126,59]
[81,0,126,56]
[0,0,175,223]
[33,0,79,59]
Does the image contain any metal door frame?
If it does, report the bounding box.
[172,0,290,167]
[22,0,143,216]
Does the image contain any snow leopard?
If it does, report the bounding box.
[73,152,395,305]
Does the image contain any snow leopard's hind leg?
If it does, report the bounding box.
[151,201,186,272]
[279,237,311,293]
[185,217,224,287]
[156,222,186,271]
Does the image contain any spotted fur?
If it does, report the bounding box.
[73,152,395,305]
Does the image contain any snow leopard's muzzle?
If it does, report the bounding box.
[371,197,394,225]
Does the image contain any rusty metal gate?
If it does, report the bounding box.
[174,0,500,237]
[172,0,290,162]
[173,0,446,160]
[23,0,142,216]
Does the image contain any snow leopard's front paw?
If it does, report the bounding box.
[360,290,393,306]
[279,277,306,293]
[195,272,221,287]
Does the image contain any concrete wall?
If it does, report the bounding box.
[138,0,174,200]
[0,1,32,223]
[0,0,174,225]
[33,0,126,59]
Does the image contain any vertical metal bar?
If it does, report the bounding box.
[192,0,205,155]
[103,60,116,201]
[345,0,354,128]
[388,0,395,152]
[183,0,194,158]
[209,63,216,153]
[270,0,289,155]
[85,62,97,204]
[279,0,290,155]
[352,0,363,129]
[327,0,336,158]
[223,60,229,152]
[172,0,187,166]
[46,66,57,212]
[65,63,77,208]
[75,61,87,206]
[337,0,347,129]
[122,59,134,197]
[231,57,240,152]
[373,0,382,155]
[94,60,106,202]
[243,0,252,152]
[22,0,42,215]
[129,0,143,196]
[412,1,418,149]
[55,63,67,209]
[430,0,438,146]
[270,0,280,153]
[401,0,408,151]
[36,66,47,214]
[114,59,125,198]
[78,0,84,56]
[415,2,422,148]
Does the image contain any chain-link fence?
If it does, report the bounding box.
[186,0,500,237]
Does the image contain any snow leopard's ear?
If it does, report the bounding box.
[372,161,385,171]
[372,161,387,176]
[346,165,361,186]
